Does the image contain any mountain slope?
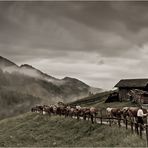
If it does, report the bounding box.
[0,56,102,102]
[0,112,145,147]
[0,69,90,104]
[0,56,103,119]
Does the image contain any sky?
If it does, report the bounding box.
[1,1,148,89]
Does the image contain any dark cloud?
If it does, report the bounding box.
[0,1,148,89]
[0,2,146,55]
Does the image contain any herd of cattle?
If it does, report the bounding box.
[31,102,98,123]
[106,107,148,123]
[31,102,148,124]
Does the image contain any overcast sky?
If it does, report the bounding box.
[1,1,148,89]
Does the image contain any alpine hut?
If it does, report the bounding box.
[114,79,148,102]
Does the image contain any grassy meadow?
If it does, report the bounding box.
[0,112,146,147]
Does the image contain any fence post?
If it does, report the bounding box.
[125,119,128,129]
[100,110,102,125]
[109,118,111,126]
[131,121,134,133]
[139,124,143,138]
[135,123,138,134]
[146,124,148,147]
[118,118,121,128]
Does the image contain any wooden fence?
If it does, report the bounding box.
[91,111,148,146]
[38,107,148,146]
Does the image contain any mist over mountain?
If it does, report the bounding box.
[0,56,102,119]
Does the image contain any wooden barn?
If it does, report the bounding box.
[114,79,148,103]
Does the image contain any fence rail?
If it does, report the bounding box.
[72,110,147,141]
[91,115,148,141]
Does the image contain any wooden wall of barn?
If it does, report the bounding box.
[118,88,131,101]
[118,87,148,103]
[141,94,148,104]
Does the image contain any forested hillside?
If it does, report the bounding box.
[0,56,103,119]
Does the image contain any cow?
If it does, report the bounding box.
[89,107,98,124]
[42,105,51,115]
[31,106,38,112]
[125,107,139,122]
[31,105,45,114]
[51,105,58,115]
[121,107,129,121]
[68,107,75,118]
[126,107,148,123]
[78,106,98,123]
[81,107,90,121]
[56,102,67,117]
[65,106,71,117]
[106,107,122,124]
[74,105,82,120]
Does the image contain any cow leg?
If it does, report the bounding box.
[91,114,94,124]
[111,115,114,124]
[94,113,97,123]
[77,113,80,120]
[48,111,51,116]
[88,113,91,121]
[70,113,73,118]
[88,115,90,121]
[64,111,67,118]
[83,114,86,120]
[77,114,79,120]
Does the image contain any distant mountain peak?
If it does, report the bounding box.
[20,64,34,68]
[20,63,56,80]
[63,77,75,80]
[62,76,89,88]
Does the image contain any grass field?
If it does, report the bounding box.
[0,112,146,147]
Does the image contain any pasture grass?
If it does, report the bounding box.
[0,112,146,147]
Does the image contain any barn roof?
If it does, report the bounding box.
[115,79,148,88]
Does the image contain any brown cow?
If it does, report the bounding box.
[42,105,51,115]
[36,105,44,113]
[81,107,90,121]
[70,105,82,120]
[31,105,45,114]
[126,107,148,123]
[31,106,38,112]
[106,107,122,124]
[90,107,98,123]
[121,107,129,121]
[80,107,98,123]
[68,107,75,118]
[56,102,67,116]
[126,107,139,122]
[74,106,82,120]
[106,107,122,118]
